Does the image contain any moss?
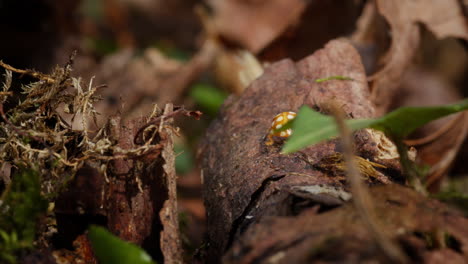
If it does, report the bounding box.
[0,54,186,262]
[0,169,48,263]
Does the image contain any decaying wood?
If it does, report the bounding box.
[224,185,468,263]
[199,39,468,263]
[54,104,183,263]
[159,104,183,264]
[199,39,409,262]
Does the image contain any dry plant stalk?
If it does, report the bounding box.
[315,153,391,184]
[329,103,408,263]
[0,60,57,84]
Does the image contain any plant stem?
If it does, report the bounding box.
[393,136,427,195]
[330,104,408,263]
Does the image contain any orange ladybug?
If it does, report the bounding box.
[265,111,296,145]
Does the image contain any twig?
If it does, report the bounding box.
[329,103,409,263]
[0,61,56,84]
[393,136,427,195]
[0,103,46,146]
[134,106,201,145]
[404,113,463,146]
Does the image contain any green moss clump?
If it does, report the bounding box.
[0,169,48,263]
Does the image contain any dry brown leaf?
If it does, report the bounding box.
[88,48,182,126]
[74,48,182,128]
[370,0,468,114]
[260,0,364,61]
[370,0,420,113]
[214,50,264,95]
[208,0,306,53]
[156,39,218,106]
[407,0,468,40]
[88,41,216,125]
[390,68,467,191]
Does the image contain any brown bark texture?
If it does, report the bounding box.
[199,39,468,263]
[54,104,183,263]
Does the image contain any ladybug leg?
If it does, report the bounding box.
[265,134,274,145]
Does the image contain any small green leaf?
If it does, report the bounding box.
[0,231,9,245]
[84,37,119,56]
[189,83,227,116]
[80,0,104,22]
[153,41,191,62]
[370,100,468,137]
[282,99,468,153]
[281,106,373,153]
[315,76,354,83]
[174,143,194,175]
[88,225,155,264]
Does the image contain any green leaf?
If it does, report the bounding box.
[314,75,354,83]
[282,99,468,153]
[370,100,468,137]
[281,106,373,153]
[189,83,227,116]
[88,225,155,264]
[84,37,119,56]
[80,0,104,22]
[174,143,194,175]
[153,41,191,62]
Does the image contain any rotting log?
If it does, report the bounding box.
[54,104,183,264]
[199,39,468,263]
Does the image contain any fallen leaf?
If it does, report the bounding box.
[208,0,306,53]
[370,0,420,114]
[370,0,468,114]
[406,0,468,40]
[394,68,468,191]
[90,48,182,126]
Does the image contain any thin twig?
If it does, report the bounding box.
[329,103,409,263]
[134,106,201,145]
[0,61,56,84]
[404,113,462,146]
[393,136,427,195]
[0,103,46,145]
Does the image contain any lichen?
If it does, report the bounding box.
[0,56,173,262]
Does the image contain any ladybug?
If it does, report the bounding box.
[265,111,296,145]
